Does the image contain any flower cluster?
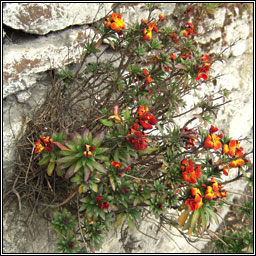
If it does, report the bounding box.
[203,178,227,200]
[195,54,213,81]
[83,143,96,157]
[127,106,157,150]
[204,125,223,150]
[35,136,54,153]
[180,158,201,184]
[221,139,246,175]
[111,161,131,177]
[182,22,195,37]
[141,19,158,41]
[185,187,203,211]
[104,13,125,34]
[95,196,110,210]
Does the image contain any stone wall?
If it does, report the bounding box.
[3,3,253,253]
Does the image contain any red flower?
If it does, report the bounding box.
[209,125,219,134]
[170,53,177,61]
[158,14,165,22]
[195,73,208,81]
[112,161,123,169]
[100,202,105,210]
[139,120,153,130]
[95,196,102,202]
[104,202,110,209]
[35,136,54,153]
[132,122,139,130]
[125,166,131,172]
[143,112,157,125]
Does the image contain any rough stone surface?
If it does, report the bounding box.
[3,3,113,35]
[2,3,253,254]
[3,25,101,98]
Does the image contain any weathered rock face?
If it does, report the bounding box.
[3,3,113,35]
[3,3,253,254]
[3,26,102,98]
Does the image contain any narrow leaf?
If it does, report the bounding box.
[47,162,55,176]
[114,213,125,228]
[83,165,91,182]
[92,131,105,146]
[65,163,76,179]
[109,176,116,191]
[100,119,113,127]
[53,141,72,151]
[94,161,107,174]
[91,183,98,193]
[178,208,190,227]
[39,155,51,165]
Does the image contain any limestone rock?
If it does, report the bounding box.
[3,3,113,35]
[3,25,101,98]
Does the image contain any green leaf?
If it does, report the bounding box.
[201,210,207,231]
[205,207,219,225]
[83,165,91,182]
[122,200,128,208]
[138,147,159,155]
[47,161,55,176]
[94,161,107,174]
[114,213,125,228]
[39,155,51,165]
[92,131,105,146]
[133,197,140,207]
[91,183,98,193]
[80,197,90,203]
[79,204,87,212]
[57,156,76,164]
[190,209,200,230]
[71,173,82,184]
[123,107,130,121]
[73,160,83,174]
[94,155,109,161]
[100,119,114,127]
[127,216,135,230]
[109,176,116,191]
[65,163,76,179]
[114,149,120,162]
[59,150,75,156]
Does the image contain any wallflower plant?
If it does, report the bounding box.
[21,3,252,253]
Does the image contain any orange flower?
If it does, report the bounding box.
[170,53,177,61]
[223,140,243,157]
[104,13,125,34]
[181,158,201,184]
[204,134,222,150]
[204,178,227,200]
[229,158,245,168]
[204,186,214,200]
[112,161,122,169]
[137,106,149,118]
[145,76,152,84]
[35,136,54,153]
[143,22,157,40]
[158,14,165,22]
[185,187,203,211]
